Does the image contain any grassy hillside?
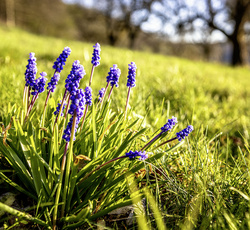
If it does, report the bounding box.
[0,26,250,229]
[1,26,249,140]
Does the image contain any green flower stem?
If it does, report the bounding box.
[58,95,70,145]
[152,136,177,150]
[100,82,109,109]
[54,90,68,129]
[79,104,88,133]
[41,89,51,127]
[107,86,114,101]
[27,86,31,107]
[141,132,163,151]
[24,93,39,123]
[124,87,131,119]
[79,156,126,184]
[61,111,77,217]
[53,141,69,230]
[22,86,28,113]
[89,65,95,86]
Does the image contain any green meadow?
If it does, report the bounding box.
[0,26,250,229]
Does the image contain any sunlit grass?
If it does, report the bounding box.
[0,25,250,229]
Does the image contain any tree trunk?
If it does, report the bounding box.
[5,0,15,27]
[230,30,248,66]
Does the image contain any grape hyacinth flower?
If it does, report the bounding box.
[126,62,137,88]
[176,125,194,141]
[54,101,66,116]
[84,86,92,106]
[53,47,71,73]
[153,125,194,149]
[89,43,101,86]
[125,62,137,118]
[24,52,37,88]
[31,72,48,95]
[23,52,38,111]
[80,86,92,132]
[141,116,178,151]
[47,72,60,93]
[54,60,85,127]
[91,43,101,67]
[98,88,105,102]
[65,60,86,96]
[62,89,85,142]
[107,64,121,100]
[125,150,148,161]
[25,72,47,122]
[43,48,71,127]
[161,116,178,133]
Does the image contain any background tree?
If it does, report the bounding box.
[97,0,162,48]
[176,0,250,66]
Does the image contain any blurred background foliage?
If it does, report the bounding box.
[0,0,249,66]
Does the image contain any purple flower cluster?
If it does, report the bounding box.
[63,89,86,142]
[25,52,37,88]
[176,125,194,141]
[126,62,137,88]
[54,101,66,116]
[91,43,101,67]
[53,47,71,73]
[65,60,86,96]
[106,64,121,87]
[98,88,105,102]
[125,150,148,161]
[161,116,178,133]
[47,72,60,92]
[31,72,48,95]
[84,86,92,106]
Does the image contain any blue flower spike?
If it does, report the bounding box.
[84,86,92,106]
[176,125,194,141]
[161,116,178,133]
[91,43,101,67]
[125,150,148,161]
[63,89,86,142]
[25,52,37,88]
[89,43,101,86]
[65,60,86,96]
[106,64,121,101]
[54,101,66,116]
[53,47,71,73]
[31,72,48,96]
[98,88,105,102]
[125,62,137,117]
[126,62,137,88]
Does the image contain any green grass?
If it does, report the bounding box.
[1,26,250,139]
[0,25,250,229]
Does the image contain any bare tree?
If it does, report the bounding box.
[178,0,250,66]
